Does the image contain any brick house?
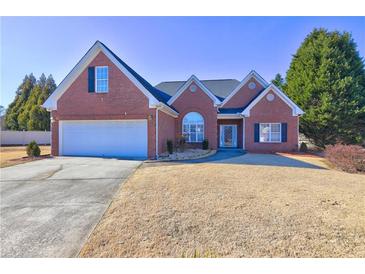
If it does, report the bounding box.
[43,41,304,159]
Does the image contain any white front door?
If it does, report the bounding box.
[59,120,148,158]
[220,125,237,148]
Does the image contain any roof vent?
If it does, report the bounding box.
[248,82,256,90]
[266,93,275,101]
[190,84,197,92]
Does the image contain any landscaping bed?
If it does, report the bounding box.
[156,149,216,161]
[0,145,51,168]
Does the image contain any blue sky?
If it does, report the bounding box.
[1,16,364,108]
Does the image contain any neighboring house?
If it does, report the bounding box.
[43,41,304,159]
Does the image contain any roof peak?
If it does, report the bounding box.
[157,78,239,84]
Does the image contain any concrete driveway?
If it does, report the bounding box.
[0,157,141,257]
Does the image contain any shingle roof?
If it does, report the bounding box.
[218,107,245,114]
[241,88,267,111]
[99,42,270,114]
[155,79,240,101]
[218,87,268,114]
[99,41,172,105]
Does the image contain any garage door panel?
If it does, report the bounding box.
[60,120,147,158]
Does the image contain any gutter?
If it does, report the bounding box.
[155,102,179,118]
[155,108,159,159]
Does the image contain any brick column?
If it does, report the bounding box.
[51,111,59,156]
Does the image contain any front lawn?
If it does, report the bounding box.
[0,145,51,168]
[79,155,365,257]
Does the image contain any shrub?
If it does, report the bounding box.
[299,142,308,152]
[325,144,365,173]
[202,139,209,150]
[176,134,186,152]
[26,140,41,157]
[166,139,173,154]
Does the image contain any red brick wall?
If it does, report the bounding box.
[217,119,243,149]
[245,90,299,152]
[171,81,218,149]
[52,51,157,159]
[50,112,59,156]
[222,77,264,108]
[158,110,176,154]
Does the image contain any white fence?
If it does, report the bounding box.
[0,130,51,145]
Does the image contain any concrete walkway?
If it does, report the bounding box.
[184,150,324,169]
[0,157,141,257]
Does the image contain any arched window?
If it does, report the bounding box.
[182,112,204,143]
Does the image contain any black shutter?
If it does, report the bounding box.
[254,123,260,142]
[88,67,95,93]
[281,123,288,142]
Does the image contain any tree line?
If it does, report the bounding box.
[5,73,56,131]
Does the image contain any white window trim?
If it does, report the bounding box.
[95,66,109,93]
[182,113,205,143]
[259,123,282,143]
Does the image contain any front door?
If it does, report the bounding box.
[220,125,237,148]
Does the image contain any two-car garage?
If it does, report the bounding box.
[59,120,148,159]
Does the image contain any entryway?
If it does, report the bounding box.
[219,124,237,148]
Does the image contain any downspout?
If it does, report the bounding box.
[297,115,300,151]
[155,108,159,159]
[242,116,245,150]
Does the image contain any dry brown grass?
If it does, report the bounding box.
[276,152,330,169]
[0,145,51,168]
[79,158,365,258]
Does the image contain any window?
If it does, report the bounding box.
[260,123,281,142]
[95,66,108,93]
[182,112,204,142]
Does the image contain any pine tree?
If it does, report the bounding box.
[5,74,36,130]
[272,73,285,89]
[285,28,365,148]
[5,74,56,131]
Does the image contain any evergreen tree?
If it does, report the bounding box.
[5,74,36,130]
[272,73,285,89]
[285,28,365,148]
[5,74,56,131]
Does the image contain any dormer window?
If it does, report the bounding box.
[95,66,108,93]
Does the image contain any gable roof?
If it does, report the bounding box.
[156,79,240,100]
[166,75,222,106]
[218,107,246,114]
[241,84,304,117]
[220,70,269,107]
[42,41,302,118]
[99,42,172,105]
[43,41,173,110]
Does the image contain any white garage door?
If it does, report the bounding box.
[60,120,148,158]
